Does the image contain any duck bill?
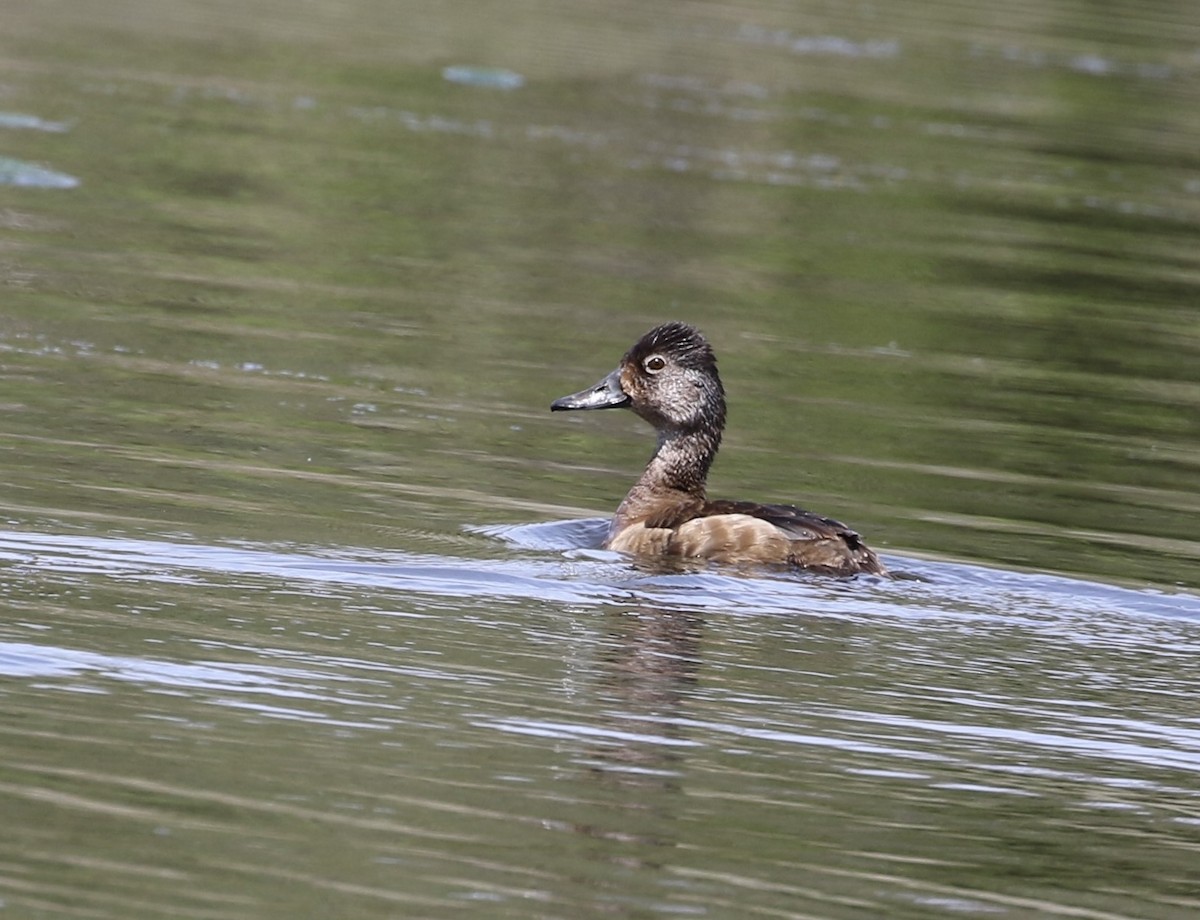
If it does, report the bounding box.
[551,368,630,411]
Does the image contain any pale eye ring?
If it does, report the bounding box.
[644,354,667,374]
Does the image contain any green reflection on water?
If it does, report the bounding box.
[1,5,1200,920]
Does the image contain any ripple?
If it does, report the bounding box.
[0,639,401,727]
[2,527,1196,628]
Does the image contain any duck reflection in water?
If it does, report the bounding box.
[558,604,702,876]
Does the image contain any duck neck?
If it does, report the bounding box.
[613,427,720,528]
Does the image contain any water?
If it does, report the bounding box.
[2,1,1199,917]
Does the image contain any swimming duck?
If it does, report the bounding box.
[551,322,885,575]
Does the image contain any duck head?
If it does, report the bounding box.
[551,321,726,436]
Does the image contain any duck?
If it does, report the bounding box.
[551,321,886,575]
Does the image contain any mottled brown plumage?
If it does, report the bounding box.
[551,322,885,576]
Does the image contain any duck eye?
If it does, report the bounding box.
[644,355,667,374]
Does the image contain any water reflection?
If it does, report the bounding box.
[510,605,704,913]
[0,154,80,188]
[4,0,1200,916]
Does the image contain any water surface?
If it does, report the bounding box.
[1,1,1199,917]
